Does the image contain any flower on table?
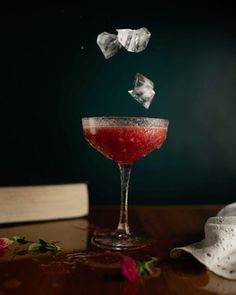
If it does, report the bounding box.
[120,257,140,282]
[120,256,159,282]
[0,238,14,250]
[0,236,61,253]
[28,239,61,253]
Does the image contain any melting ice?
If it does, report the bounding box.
[97,27,151,58]
[117,27,151,53]
[128,73,156,109]
[97,32,121,59]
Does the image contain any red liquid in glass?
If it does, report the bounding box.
[84,126,167,165]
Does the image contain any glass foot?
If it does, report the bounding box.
[91,230,151,251]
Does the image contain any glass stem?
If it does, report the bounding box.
[117,164,132,235]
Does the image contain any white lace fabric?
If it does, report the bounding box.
[170,203,236,280]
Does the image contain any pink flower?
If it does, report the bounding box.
[120,257,140,282]
[0,238,13,251]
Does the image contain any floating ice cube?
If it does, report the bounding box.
[128,73,155,109]
[97,32,122,59]
[133,72,154,89]
[117,27,151,53]
[129,87,155,109]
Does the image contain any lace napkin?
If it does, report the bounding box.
[170,203,236,280]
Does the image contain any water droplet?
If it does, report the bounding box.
[206,253,211,257]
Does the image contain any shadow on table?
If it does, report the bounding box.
[163,259,236,295]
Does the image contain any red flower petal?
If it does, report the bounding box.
[0,238,12,250]
[120,257,140,282]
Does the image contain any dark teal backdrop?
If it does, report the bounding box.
[1,2,236,204]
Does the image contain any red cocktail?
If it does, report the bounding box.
[82,117,169,250]
[84,126,167,165]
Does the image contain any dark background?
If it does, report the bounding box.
[1,1,236,204]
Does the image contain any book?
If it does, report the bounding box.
[0,183,89,224]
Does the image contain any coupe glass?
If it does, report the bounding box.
[82,116,169,250]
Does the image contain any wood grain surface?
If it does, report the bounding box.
[1,205,234,295]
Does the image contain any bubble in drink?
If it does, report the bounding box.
[116,27,151,53]
[97,32,122,59]
[128,73,156,109]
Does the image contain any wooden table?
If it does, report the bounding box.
[1,205,234,295]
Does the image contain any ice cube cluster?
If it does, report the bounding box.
[97,27,151,59]
[96,27,155,109]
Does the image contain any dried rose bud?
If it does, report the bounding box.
[0,238,13,250]
[120,257,140,283]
